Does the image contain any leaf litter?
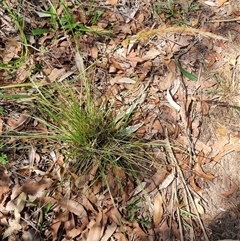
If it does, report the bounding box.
[1,0,240,240]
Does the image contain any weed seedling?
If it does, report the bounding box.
[0,153,8,165]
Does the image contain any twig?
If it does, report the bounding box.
[208,17,240,23]
[174,177,184,241]
[165,129,209,241]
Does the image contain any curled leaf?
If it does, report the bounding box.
[194,163,215,180]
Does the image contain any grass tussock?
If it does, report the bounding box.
[32,80,160,188]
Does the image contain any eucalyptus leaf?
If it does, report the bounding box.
[175,61,198,81]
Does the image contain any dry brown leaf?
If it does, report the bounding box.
[16,57,34,83]
[152,119,163,132]
[75,51,85,74]
[219,182,238,198]
[194,162,215,180]
[113,232,128,241]
[59,199,87,217]
[142,48,161,60]
[101,222,117,241]
[116,77,136,84]
[86,212,103,241]
[109,57,125,71]
[67,228,82,239]
[206,53,216,67]
[35,196,57,208]
[171,220,181,239]
[106,207,122,225]
[3,219,22,239]
[195,139,212,154]
[48,68,66,82]
[7,112,30,131]
[153,192,163,225]
[28,146,36,172]
[64,213,75,233]
[194,198,205,214]
[0,39,22,63]
[19,176,53,198]
[191,17,199,27]
[218,0,228,7]
[189,175,201,192]
[133,221,147,237]
[145,169,167,193]
[22,228,42,241]
[51,221,62,241]
[126,51,143,68]
[90,46,98,59]
[159,172,175,189]
[208,135,229,159]
[16,192,27,213]
[156,219,170,240]
[201,101,210,116]
[139,61,152,81]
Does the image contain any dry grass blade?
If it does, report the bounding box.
[165,129,209,241]
[124,26,228,45]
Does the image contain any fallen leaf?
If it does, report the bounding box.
[75,51,85,74]
[0,39,22,63]
[194,162,215,180]
[2,220,22,239]
[101,223,117,241]
[139,61,152,81]
[67,228,82,239]
[204,1,218,6]
[106,0,118,6]
[145,169,168,193]
[201,101,210,116]
[21,175,52,193]
[59,199,87,217]
[142,48,161,60]
[159,172,175,189]
[7,112,30,131]
[194,198,205,214]
[106,207,122,225]
[48,68,66,82]
[189,175,201,192]
[152,119,163,132]
[153,192,163,225]
[51,221,62,241]
[167,89,180,111]
[156,219,170,240]
[219,182,238,198]
[90,46,98,59]
[86,212,104,241]
[133,221,147,237]
[218,0,228,7]
[117,77,136,84]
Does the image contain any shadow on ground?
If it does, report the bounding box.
[207,204,240,241]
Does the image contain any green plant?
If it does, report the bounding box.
[32,81,158,185]
[23,198,53,230]
[125,197,152,225]
[153,0,200,25]
[90,10,104,25]
[2,1,29,68]
[34,2,111,36]
[0,153,8,165]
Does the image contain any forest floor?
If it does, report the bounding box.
[1,0,240,240]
